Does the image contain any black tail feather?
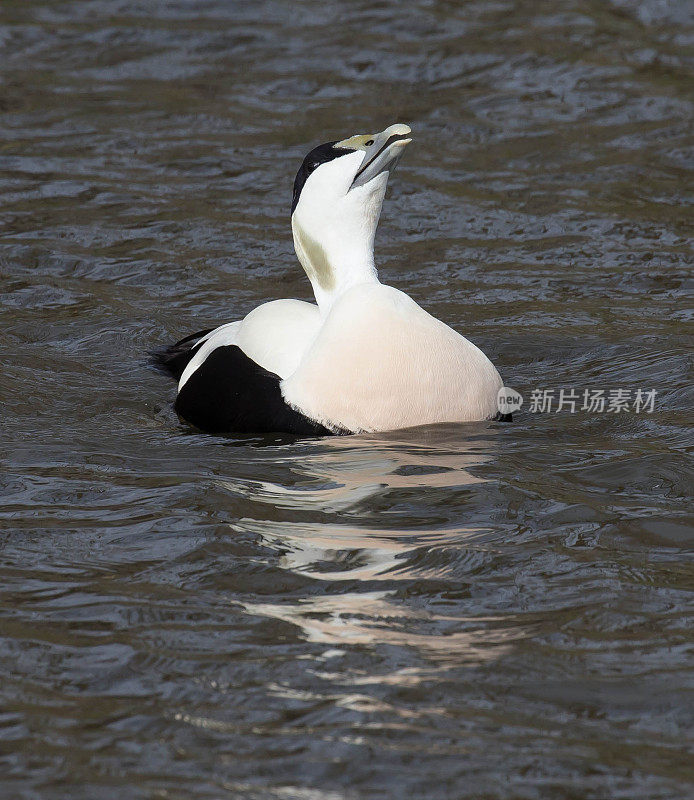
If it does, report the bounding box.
[150,328,214,381]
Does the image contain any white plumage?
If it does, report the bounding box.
[179,300,320,389]
[164,124,504,435]
[282,284,501,433]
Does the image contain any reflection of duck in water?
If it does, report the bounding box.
[233,425,494,580]
[155,124,503,435]
[227,429,520,664]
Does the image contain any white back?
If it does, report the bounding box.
[178,299,320,390]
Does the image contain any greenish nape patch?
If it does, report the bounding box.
[335,133,374,152]
[294,223,335,291]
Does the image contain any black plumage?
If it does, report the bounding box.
[150,328,214,381]
[291,141,350,213]
[173,344,336,436]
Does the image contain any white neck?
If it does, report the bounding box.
[291,166,389,315]
[292,217,379,314]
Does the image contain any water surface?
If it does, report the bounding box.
[1,1,692,798]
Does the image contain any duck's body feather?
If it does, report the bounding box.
[152,327,215,381]
[174,343,334,436]
[155,123,505,436]
[281,283,502,433]
[177,299,320,390]
[158,282,501,435]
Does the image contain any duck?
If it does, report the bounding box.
[154,123,504,436]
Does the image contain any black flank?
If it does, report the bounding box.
[174,344,336,436]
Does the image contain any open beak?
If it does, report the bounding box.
[336,123,412,189]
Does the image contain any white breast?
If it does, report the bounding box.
[281,283,503,433]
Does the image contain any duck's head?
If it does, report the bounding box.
[290,123,412,310]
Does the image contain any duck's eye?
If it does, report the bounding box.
[365,139,374,146]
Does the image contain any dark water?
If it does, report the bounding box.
[1,1,693,798]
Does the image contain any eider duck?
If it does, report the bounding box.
[154,124,503,435]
